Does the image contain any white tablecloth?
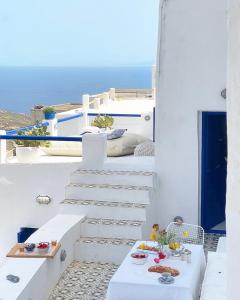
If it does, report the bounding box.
[106,241,206,300]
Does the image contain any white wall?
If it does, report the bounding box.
[88,113,154,139]
[0,162,81,256]
[56,109,85,136]
[226,1,240,299]
[155,0,227,226]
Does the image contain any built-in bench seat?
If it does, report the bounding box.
[0,214,84,300]
[200,237,227,300]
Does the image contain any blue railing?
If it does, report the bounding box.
[0,135,82,142]
[6,113,84,135]
[87,113,142,118]
[6,121,50,135]
[57,112,84,123]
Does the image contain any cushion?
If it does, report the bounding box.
[107,133,149,157]
[42,133,149,157]
[107,129,127,140]
[134,141,155,156]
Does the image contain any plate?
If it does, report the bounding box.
[158,276,175,285]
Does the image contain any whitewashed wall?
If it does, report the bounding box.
[56,109,85,136]
[0,163,81,257]
[155,0,227,226]
[88,113,154,139]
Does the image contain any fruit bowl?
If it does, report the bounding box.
[24,243,35,253]
[36,242,50,254]
[131,252,148,265]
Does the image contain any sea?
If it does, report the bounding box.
[0,66,151,114]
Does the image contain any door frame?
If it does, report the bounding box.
[200,111,226,234]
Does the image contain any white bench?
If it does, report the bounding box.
[200,237,227,300]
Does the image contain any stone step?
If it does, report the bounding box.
[60,199,147,221]
[65,183,151,204]
[80,218,144,239]
[75,237,137,264]
[70,169,155,187]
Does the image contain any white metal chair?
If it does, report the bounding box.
[166,222,205,245]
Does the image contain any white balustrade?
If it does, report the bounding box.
[82,94,90,127]
[82,133,107,168]
[109,88,116,101]
[46,118,58,136]
[0,130,7,164]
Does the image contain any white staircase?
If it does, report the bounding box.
[60,168,156,264]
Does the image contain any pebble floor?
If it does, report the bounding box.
[49,233,225,300]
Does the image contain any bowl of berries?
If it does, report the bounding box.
[24,243,35,253]
[131,252,148,265]
[36,242,50,254]
[154,251,167,264]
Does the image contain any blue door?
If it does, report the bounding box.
[201,112,227,233]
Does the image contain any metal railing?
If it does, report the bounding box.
[0,135,82,142]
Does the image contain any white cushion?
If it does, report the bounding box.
[42,133,149,157]
[107,133,149,157]
[134,141,154,156]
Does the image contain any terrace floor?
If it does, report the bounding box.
[49,233,225,300]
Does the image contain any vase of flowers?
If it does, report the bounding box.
[157,229,176,252]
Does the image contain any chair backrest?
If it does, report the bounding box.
[166,222,205,245]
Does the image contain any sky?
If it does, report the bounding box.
[0,0,159,67]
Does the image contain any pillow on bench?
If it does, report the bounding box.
[42,133,150,157]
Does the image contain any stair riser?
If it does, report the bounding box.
[75,242,132,264]
[60,204,146,221]
[70,173,153,187]
[65,187,150,204]
[80,223,142,239]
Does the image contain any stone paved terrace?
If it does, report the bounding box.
[49,233,225,300]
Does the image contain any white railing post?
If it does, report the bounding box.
[0,130,7,164]
[82,94,90,127]
[82,133,107,168]
[109,88,116,101]
[103,92,110,106]
[47,118,58,136]
[94,97,100,110]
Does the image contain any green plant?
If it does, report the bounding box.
[43,107,56,113]
[91,115,114,129]
[15,126,50,147]
[158,229,176,245]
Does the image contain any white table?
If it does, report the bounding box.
[106,241,206,300]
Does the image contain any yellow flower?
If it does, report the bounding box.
[183,231,189,238]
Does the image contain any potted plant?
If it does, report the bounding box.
[158,229,176,252]
[91,115,114,131]
[15,126,50,163]
[43,107,56,120]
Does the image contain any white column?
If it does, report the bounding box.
[226,1,240,299]
[103,92,110,106]
[82,133,107,168]
[109,88,116,101]
[0,130,7,164]
[47,118,58,136]
[82,94,90,127]
[94,97,101,110]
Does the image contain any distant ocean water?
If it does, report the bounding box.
[0,66,151,114]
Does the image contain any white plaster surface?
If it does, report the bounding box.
[155,0,227,226]
[226,1,240,299]
[0,162,81,257]
[0,214,84,300]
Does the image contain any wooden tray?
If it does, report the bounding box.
[6,243,61,258]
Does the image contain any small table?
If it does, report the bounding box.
[106,241,206,300]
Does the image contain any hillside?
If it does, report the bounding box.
[0,111,32,131]
[0,111,32,152]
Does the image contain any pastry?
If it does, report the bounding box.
[148,265,180,277]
